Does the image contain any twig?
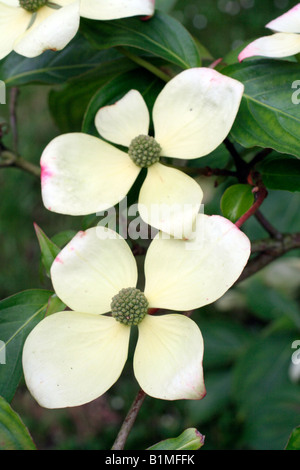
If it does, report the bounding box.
[0,150,40,178]
[254,210,283,240]
[237,232,300,283]
[248,148,273,168]
[111,389,146,450]
[223,138,249,182]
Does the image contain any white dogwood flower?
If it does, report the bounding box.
[0,0,155,59]
[41,68,244,237]
[239,3,300,61]
[22,215,251,409]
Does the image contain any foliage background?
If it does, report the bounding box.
[0,0,299,450]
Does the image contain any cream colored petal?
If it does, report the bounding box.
[80,0,155,20]
[95,90,150,147]
[144,214,251,311]
[22,311,130,409]
[238,33,300,61]
[0,4,30,60]
[1,1,20,5]
[153,68,244,159]
[41,132,140,215]
[138,163,203,238]
[134,314,205,400]
[14,2,80,58]
[51,227,138,314]
[266,4,300,33]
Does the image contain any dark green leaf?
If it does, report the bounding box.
[200,319,253,369]
[0,396,36,450]
[242,389,300,450]
[0,289,53,402]
[221,184,254,223]
[51,230,77,248]
[80,11,201,69]
[34,224,60,277]
[49,56,135,132]
[186,370,232,425]
[0,34,117,87]
[245,281,300,328]
[259,158,300,192]
[46,294,66,318]
[285,426,300,450]
[223,60,300,158]
[147,428,205,450]
[232,331,298,415]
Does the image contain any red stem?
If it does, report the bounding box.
[235,187,268,229]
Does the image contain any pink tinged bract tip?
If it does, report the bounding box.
[238,44,256,62]
[41,164,54,185]
[55,256,64,264]
[266,3,300,30]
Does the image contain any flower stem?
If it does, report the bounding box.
[111,389,146,450]
[116,47,172,83]
[235,186,268,229]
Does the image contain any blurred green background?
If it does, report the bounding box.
[0,0,299,451]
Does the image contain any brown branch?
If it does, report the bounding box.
[248,148,273,168]
[111,388,146,450]
[254,210,283,240]
[224,138,249,182]
[0,150,41,178]
[237,232,300,283]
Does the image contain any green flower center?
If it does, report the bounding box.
[19,0,48,12]
[111,287,148,326]
[128,135,161,168]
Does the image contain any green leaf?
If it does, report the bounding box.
[222,60,300,158]
[259,158,300,192]
[80,11,201,69]
[0,289,54,402]
[285,426,300,450]
[232,332,300,449]
[49,55,135,132]
[232,331,298,415]
[34,224,60,277]
[147,428,205,450]
[220,184,254,223]
[46,294,66,318]
[51,229,77,248]
[0,34,115,87]
[82,69,163,135]
[0,396,36,450]
[245,281,300,328]
[200,319,253,369]
[186,370,232,425]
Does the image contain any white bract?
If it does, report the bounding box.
[22,215,251,408]
[41,68,244,237]
[0,0,155,59]
[239,3,300,61]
